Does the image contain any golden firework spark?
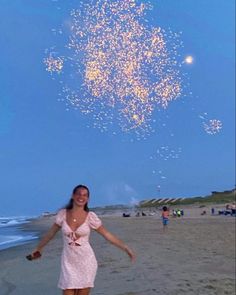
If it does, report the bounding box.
[45,0,183,135]
[44,55,63,73]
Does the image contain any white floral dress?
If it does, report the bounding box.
[55,209,102,290]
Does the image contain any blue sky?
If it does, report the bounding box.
[0,0,235,216]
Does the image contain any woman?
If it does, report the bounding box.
[30,184,135,295]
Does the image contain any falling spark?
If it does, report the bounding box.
[155,146,182,160]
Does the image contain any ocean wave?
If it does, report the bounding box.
[0,234,38,250]
[0,215,38,227]
[0,220,29,227]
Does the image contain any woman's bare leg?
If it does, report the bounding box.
[63,289,76,295]
[75,288,91,295]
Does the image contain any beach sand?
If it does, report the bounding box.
[0,205,235,295]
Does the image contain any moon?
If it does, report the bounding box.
[184,55,194,64]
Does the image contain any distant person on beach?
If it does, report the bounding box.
[211,207,215,215]
[177,209,181,217]
[28,184,135,295]
[161,206,169,232]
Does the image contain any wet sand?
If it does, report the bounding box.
[0,206,235,295]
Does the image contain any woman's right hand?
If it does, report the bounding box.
[26,249,42,261]
[26,223,61,261]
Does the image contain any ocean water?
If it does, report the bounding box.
[0,216,39,250]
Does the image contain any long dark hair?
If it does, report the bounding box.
[64,185,90,212]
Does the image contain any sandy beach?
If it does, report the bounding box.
[0,205,235,295]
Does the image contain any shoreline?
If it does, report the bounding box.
[0,202,234,252]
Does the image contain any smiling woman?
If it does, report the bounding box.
[28,184,135,295]
[64,185,90,213]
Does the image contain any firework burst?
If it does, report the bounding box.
[203,119,222,135]
[45,0,183,136]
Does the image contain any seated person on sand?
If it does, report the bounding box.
[123,213,131,217]
[177,209,181,217]
[172,210,177,217]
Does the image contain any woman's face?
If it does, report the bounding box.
[72,188,89,207]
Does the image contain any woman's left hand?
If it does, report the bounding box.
[96,225,136,262]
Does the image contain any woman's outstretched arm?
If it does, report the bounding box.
[96,225,136,262]
[33,223,61,253]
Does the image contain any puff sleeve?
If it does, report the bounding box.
[89,212,102,230]
[55,209,65,227]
